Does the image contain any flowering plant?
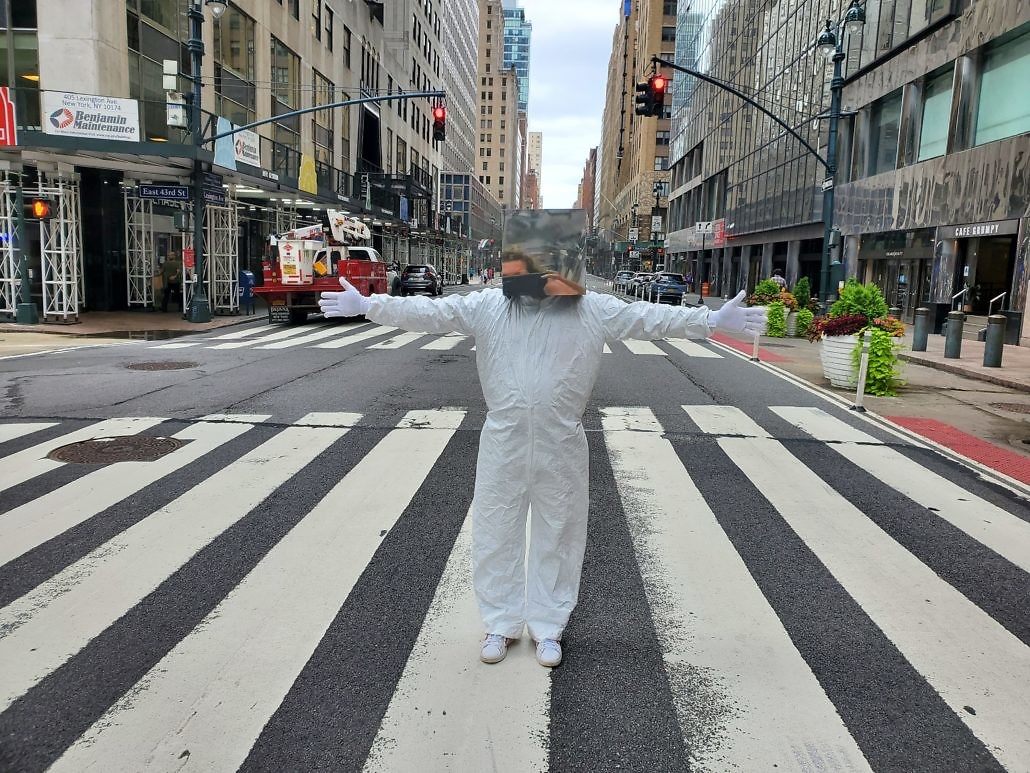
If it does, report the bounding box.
[806,313,867,341]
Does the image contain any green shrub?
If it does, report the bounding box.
[792,277,811,309]
[850,327,905,396]
[830,280,888,320]
[766,300,787,337]
[796,308,814,336]
[749,278,782,306]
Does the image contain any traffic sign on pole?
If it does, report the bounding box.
[0,87,17,147]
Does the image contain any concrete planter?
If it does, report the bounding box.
[820,334,859,388]
[785,311,798,337]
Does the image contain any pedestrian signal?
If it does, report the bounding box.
[28,198,52,220]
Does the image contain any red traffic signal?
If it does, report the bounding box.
[432,105,446,142]
[433,106,446,121]
[28,198,52,219]
[652,75,667,93]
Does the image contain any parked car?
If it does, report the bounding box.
[614,270,635,291]
[626,272,653,295]
[643,272,689,304]
[400,264,443,296]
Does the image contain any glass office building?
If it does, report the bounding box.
[502,0,531,113]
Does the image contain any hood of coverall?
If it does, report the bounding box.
[500,209,590,298]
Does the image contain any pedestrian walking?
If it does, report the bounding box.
[770,268,787,289]
[161,253,183,313]
[319,244,765,669]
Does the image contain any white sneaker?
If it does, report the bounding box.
[535,639,562,667]
[480,634,511,664]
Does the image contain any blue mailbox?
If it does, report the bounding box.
[239,269,256,314]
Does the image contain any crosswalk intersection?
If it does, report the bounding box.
[0,405,1027,771]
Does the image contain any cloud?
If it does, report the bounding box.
[518,0,619,208]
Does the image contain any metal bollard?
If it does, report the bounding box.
[983,314,1007,367]
[888,306,902,319]
[751,332,760,362]
[852,329,872,412]
[944,311,965,359]
[912,307,929,351]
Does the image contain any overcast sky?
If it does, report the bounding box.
[520,0,619,208]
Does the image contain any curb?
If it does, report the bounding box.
[897,351,1030,394]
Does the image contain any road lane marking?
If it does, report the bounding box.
[0,422,58,445]
[601,407,871,770]
[150,342,201,349]
[313,325,398,349]
[664,338,722,358]
[684,404,1030,771]
[420,333,468,350]
[0,421,255,568]
[363,512,549,773]
[209,324,329,349]
[210,325,275,340]
[0,417,166,496]
[49,409,466,773]
[258,322,372,349]
[0,415,350,713]
[368,331,431,350]
[622,339,666,355]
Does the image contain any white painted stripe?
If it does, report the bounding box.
[684,404,1030,770]
[292,412,363,427]
[773,406,1030,574]
[396,409,465,430]
[150,342,201,350]
[209,324,326,349]
[0,416,350,713]
[0,422,57,445]
[664,338,722,358]
[603,343,613,354]
[199,413,273,424]
[313,325,398,349]
[368,331,430,350]
[420,333,468,350]
[622,339,666,355]
[364,513,549,773]
[258,322,372,349]
[210,325,276,340]
[50,409,465,773]
[0,417,166,495]
[601,407,871,770]
[0,421,253,568]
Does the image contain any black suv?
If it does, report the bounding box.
[400,264,443,296]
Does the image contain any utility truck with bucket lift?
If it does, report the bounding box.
[255,210,388,324]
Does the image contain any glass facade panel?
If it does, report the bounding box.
[975,28,1030,146]
[214,4,256,124]
[917,67,952,161]
[868,90,902,176]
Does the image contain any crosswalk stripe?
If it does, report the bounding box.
[210,325,272,340]
[293,412,364,427]
[603,343,613,354]
[368,331,430,350]
[49,409,466,772]
[420,333,468,350]
[601,407,871,769]
[664,338,722,358]
[683,404,1030,771]
[0,422,58,444]
[0,421,255,569]
[0,417,166,496]
[363,512,549,772]
[151,341,201,349]
[773,406,1030,574]
[313,324,398,349]
[200,413,273,423]
[0,415,351,714]
[210,324,326,349]
[622,339,665,355]
[258,322,372,349]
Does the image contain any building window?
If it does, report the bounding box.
[312,0,321,40]
[397,138,408,174]
[918,67,953,161]
[656,130,670,145]
[270,36,300,167]
[661,26,676,44]
[342,24,352,68]
[654,156,669,171]
[287,0,299,20]
[868,89,902,176]
[975,29,1030,146]
[325,6,333,51]
[663,0,677,15]
[312,70,334,168]
[212,4,257,126]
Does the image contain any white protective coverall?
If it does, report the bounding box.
[365,289,713,642]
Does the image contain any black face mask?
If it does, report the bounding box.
[502,273,547,299]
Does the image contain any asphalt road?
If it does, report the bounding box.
[1,280,1028,772]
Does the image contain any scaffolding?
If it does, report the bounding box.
[207,198,239,314]
[37,177,83,323]
[124,192,155,308]
[0,178,19,319]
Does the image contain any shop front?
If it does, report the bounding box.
[935,219,1021,316]
[857,228,935,323]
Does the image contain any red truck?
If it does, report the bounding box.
[255,210,388,324]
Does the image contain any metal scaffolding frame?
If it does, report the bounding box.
[38,177,83,323]
[207,198,239,314]
[124,192,155,308]
[0,178,19,319]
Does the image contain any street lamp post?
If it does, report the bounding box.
[186,0,227,324]
[816,0,865,307]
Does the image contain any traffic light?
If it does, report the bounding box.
[432,105,446,142]
[634,75,668,118]
[634,80,652,117]
[27,198,52,220]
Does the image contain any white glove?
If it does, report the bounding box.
[708,290,767,336]
[318,277,371,318]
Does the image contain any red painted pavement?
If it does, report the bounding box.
[886,416,1030,485]
[711,332,790,362]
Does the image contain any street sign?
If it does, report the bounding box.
[183,248,195,269]
[695,221,713,234]
[628,227,640,241]
[138,184,190,201]
[821,178,834,191]
[204,188,227,205]
[651,215,663,233]
[0,87,17,147]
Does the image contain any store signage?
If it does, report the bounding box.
[42,91,140,142]
[0,87,17,147]
[183,248,195,269]
[234,128,260,166]
[938,219,1019,239]
[138,184,190,201]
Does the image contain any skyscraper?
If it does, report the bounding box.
[502,0,532,113]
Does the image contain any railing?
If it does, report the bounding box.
[951,286,969,310]
[988,291,1007,316]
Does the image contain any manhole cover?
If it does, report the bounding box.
[991,402,1030,414]
[125,361,198,371]
[48,435,184,463]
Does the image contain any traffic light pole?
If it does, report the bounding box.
[186,1,211,323]
[14,180,38,324]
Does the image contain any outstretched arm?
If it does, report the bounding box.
[594,290,766,341]
[319,279,478,336]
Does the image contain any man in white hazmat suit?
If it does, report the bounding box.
[319,210,766,668]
